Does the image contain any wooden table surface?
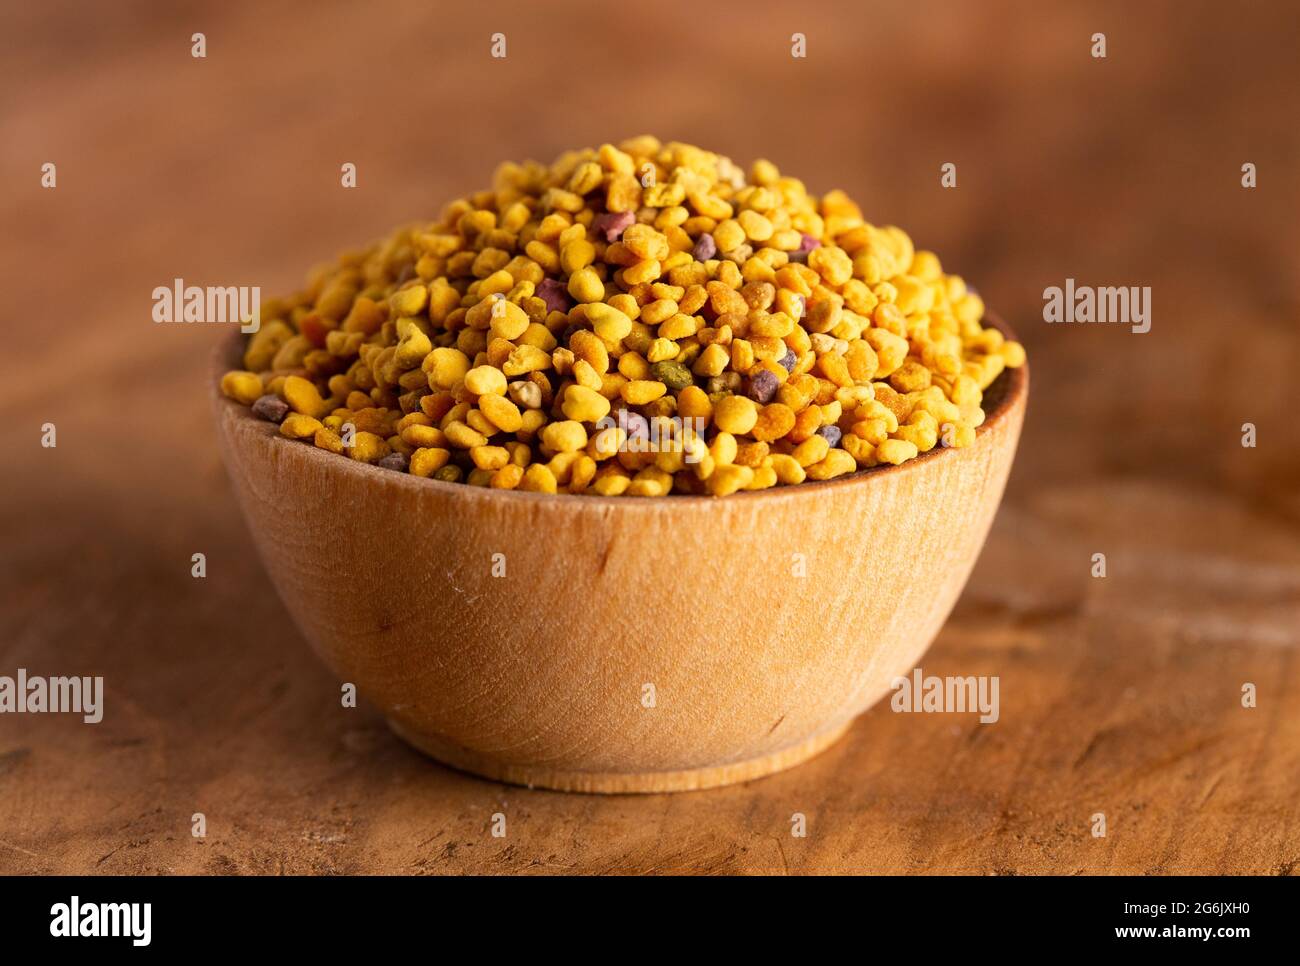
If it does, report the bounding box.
[2,0,1297,874]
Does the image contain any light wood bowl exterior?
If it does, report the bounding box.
[212,324,1027,793]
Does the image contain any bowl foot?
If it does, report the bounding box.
[386,718,854,794]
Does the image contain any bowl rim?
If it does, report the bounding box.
[214,313,1028,507]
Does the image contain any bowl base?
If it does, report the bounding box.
[386,718,854,794]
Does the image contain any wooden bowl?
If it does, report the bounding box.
[212,322,1027,793]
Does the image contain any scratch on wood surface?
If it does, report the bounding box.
[96,842,127,866]
[1072,727,1114,770]
[0,839,39,859]
[1195,773,1224,811]
[773,836,791,876]
[444,567,481,606]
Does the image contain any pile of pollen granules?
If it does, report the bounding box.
[220,137,1025,496]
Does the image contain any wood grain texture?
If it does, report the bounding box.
[212,336,1026,793]
[1,0,1298,874]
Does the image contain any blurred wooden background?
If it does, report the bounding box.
[1,0,1297,873]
